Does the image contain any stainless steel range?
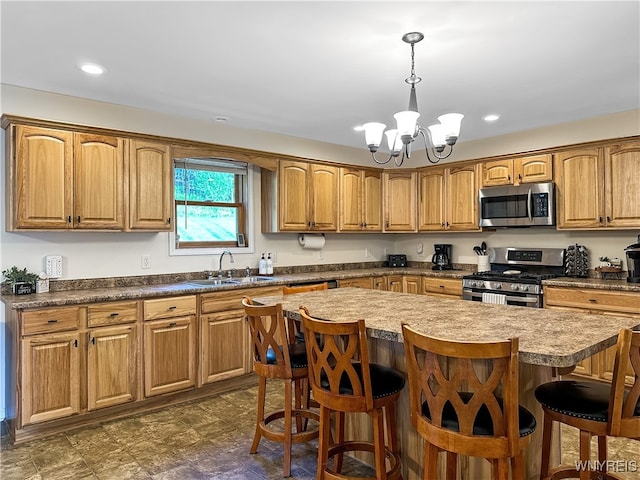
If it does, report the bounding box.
[462,247,565,308]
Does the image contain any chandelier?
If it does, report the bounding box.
[361,32,464,167]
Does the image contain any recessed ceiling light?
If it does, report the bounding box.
[353,125,365,132]
[214,116,230,123]
[483,114,501,122]
[79,63,106,75]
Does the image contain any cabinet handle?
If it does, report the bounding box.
[168,322,177,327]
[363,222,367,227]
[385,221,389,228]
[588,298,597,303]
[606,216,611,223]
[91,337,96,345]
[167,218,171,224]
[76,216,81,223]
[507,175,511,181]
[67,216,72,223]
[109,312,119,317]
[167,306,177,311]
[518,174,522,181]
[439,285,445,289]
[74,339,78,348]
[47,319,58,324]
[446,222,450,227]
[599,216,603,223]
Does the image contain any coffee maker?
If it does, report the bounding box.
[432,244,453,270]
[625,234,640,283]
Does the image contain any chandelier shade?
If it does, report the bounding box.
[359,32,463,166]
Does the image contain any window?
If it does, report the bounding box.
[173,158,248,249]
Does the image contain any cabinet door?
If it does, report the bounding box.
[372,277,386,291]
[418,168,446,231]
[21,332,81,425]
[201,310,248,384]
[605,141,640,228]
[310,164,338,231]
[13,125,73,229]
[515,154,552,184]
[339,168,363,231]
[87,325,138,410]
[386,275,403,292]
[73,133,124,229]
[597,342,636,386]
[339,277,373,288]
[483,159,513,186]
[383,171,417,232]
[403,276,421,294]
[144,315,196,397]
[554,148,603,229]
[279,161,310,231]
[446,164,480,231]
[129,140,172,230]
[362,170,382,231]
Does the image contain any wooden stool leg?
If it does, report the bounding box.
[539,413,553,480]
[511,453,525,480]
[423,442,439,480]
[371,408,387,479]
[284,379,293,477]
[445,452,457,480]
[384,401,399,456]
[251,376,267,454]
[597,435,608,463]
[294,378,303,433]
[317,405,332,480]
[334,411,345,473]
[494,458,509,480]
[579,430,592,480]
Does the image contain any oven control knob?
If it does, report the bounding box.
[510,284,519,291]
[520,285,529,292]
[495,283,502,289]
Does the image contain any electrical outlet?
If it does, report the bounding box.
[271,252,277,263]
[44,255,63,278]
[417,243,424,254]
[365,248,371,258]
[141,255,151,269]
[317,251,324,260]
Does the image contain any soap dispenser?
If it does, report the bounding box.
[258,253,267,275]
[266,253,273,276]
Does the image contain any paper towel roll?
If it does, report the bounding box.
[298,233,325,250]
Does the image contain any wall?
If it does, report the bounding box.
[1,84,639,420]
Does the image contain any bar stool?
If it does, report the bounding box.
[299,306,405,480]
[242,296,320,477]
[535,327,640,480]
[282,282,328,418]
[401,322,536,480]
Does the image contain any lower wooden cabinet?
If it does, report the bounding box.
[421,277,463,298]
[21,331,81,425]
[386,275,403,292]
[87,324,138,411]
[143,315,197,397]
[201,310,248,384]
[339,277,374,289]
[545,286,639,385]
[403,275,421,294]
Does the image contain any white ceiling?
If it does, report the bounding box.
[1,1,639,151]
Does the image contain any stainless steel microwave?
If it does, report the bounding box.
[479,182,555,227]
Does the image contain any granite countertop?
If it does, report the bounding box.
[543,276,640,292]
[0,267,469,310]
[253,288,640,368]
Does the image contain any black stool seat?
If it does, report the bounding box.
[535,380,640,423]
[422,391,537,437]
[320,363,405,400]
[265,343,308,369]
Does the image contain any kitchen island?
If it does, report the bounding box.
[253,287,640,480]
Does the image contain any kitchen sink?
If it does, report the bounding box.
[184,276,277,287]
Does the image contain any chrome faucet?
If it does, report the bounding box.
[218,249,234,278]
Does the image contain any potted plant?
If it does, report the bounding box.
[2,266,39,295]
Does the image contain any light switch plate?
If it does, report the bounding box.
[45,255,63,278]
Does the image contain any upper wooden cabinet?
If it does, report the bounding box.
[555,141,640,229]
[383,171,417,232]
[418,163,480,232]
[128,140,172,231]
[9,125,125,230]
[483,154,552,186]
[262,160,338,232]
[339,167,382,232]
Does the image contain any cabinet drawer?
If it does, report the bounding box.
[545,286,640,315]
[87,301,138,327]
[143,295,196,320]
[22,307,81,336]
[422,277,463,297]
[201,286,282,314]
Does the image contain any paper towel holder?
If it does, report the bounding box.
[298,233,325,242]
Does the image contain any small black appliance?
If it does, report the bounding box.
[387,254,407,267]
[625,234,640,283]
[432,244,453,270]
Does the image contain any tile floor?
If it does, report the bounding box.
[1,383,638,479]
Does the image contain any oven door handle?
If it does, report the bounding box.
[463,290,540,304]
[527,188,533,222]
